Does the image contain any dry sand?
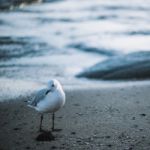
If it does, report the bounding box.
[0,82,150,150]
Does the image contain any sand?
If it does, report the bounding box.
[0,82,150,150]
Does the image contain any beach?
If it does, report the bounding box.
[1,81,150,150]
[0,0,150,149]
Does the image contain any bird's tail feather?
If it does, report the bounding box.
[27,104,36,109]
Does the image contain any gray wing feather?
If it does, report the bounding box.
[29,88,48,106]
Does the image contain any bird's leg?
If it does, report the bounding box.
[51,113,55,131]
[39,114,43,132]
[51,113,62,132]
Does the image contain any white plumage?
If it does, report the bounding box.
[28,79,65,131]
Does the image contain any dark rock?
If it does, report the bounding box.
[0,0,39,10]
[77,51,150,80]
[0,0,62,10]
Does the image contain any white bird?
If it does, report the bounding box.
[28,79,65,132]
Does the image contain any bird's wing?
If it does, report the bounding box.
[29,88,51,106]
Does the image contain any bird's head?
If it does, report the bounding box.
[47,79,59,90]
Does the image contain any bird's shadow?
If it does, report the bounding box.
[36,130,55,142]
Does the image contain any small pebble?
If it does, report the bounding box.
[26,146,30,149]
[51,146,57,149]
[105,135,111,139]
[76,140,82,143]
[139,113,146,117]
[133,124,138,128]
[107,144,112,147]
[13,127,20,131]
[73,103,80,106]
[71,132,76,135]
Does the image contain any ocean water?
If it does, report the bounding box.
[0,0,150,100]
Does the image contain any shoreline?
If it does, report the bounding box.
[1,82,150,149]
[1,77,150,102]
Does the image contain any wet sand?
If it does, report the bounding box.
[0,83,150,150]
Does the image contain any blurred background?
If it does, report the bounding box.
[0,0,150,100]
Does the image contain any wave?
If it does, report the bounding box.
[124,30,150,36]
[68,43,118,56]
[0,36,51,60]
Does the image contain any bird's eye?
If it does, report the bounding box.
[52,84,54,87]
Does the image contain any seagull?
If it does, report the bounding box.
[28,79,66,132]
